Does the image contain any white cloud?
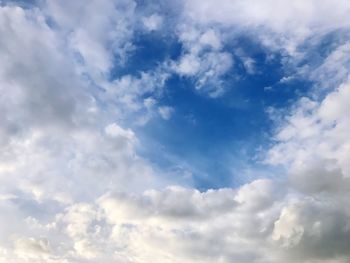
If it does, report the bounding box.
[45,0,137,77]
[182,0,350,52]
[142,14,163,31]
[170,0,350,95]
[199,29,222,50]
[101,71,169,124]
[1,1,350,263]
[174,51,233,97]
[0,5,92,145]
[2,178,350,263]
[267,80,350,177]
[0,2,165,202]
[309,42,350,89]
[176,54,202,76]
[158,106,174,120]
[14,237,51,260]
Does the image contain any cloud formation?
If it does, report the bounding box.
[1,0,350,262]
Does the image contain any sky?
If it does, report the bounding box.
[1,0,350,262]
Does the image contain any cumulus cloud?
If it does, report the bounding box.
[4,178,350,263]
[1,0,350,263]
[182,0,350,51]
[173,26,233,97]
[168,0,350,96]
[267,80,350,175]
[0,0,163,221]
[101,71,169,124]
[0,5,92,144]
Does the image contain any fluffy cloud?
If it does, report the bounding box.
[182,0,350,52]
[169,0,350,96]
[101,71,169,124]
[173,26,233,97]
[0,3,162,202]
[1,0,350,263]
[3,178,350,263]
[0,5,92,145]
[267,80,350,177]
[45,0,137,77]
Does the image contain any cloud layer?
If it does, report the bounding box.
[1,0,350,262]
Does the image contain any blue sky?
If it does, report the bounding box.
[120,31,312,189]
[1,1,350,262]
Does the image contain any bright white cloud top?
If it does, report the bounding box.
[1,0,350,262]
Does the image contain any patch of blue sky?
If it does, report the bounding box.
[110,30,182,79]
[0,0,38,8]
[122,32,314,189]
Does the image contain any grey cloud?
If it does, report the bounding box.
[0,6,93,144]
